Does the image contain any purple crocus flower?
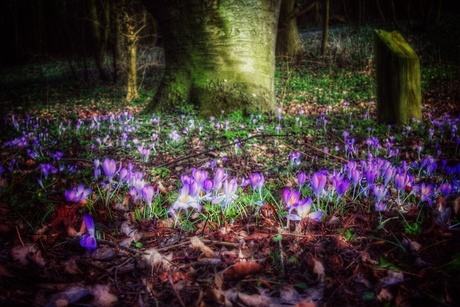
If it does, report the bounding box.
[420,183,435,206]
[375,202,387,211]
[181,174,192,185]
[203,178,214,193]
[188,180,199,197]
[421,157,437,176]
[283,188,301,211]
[334,178,350,199]
[439,183,452,197]
[350,168,362,187]
[373,185,387,203]
[289,152,301,167]
[172,183,201,211]
[52,151,64,161]
[40,163,57,179]
[212,178,238,208]
[27,149,38,159]
[287,197,315,221]
[346,161,357,174]
[209,160,217,169]
[383,165,396,187]
[249,172,265,191]
[297,172,307,189]
[64,184,92,203]
[213,168,227,192]
[311,171,327,198]
[101,158,117,182]
[365,167,378,187]
[193,169,208,190]
[394,173,414,193]
[142,185,156,207]
[307,211,323,222]
[119,168,129,181]
[132,178,145,200]
[80,213,97,254]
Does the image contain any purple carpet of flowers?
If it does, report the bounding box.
[1,110,460,254]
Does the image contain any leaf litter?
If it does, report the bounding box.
[0,85,459,306]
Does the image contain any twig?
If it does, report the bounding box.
[96,238,144,255]
[114,257,134,291]
[200,239,239,248]
[281,138,349,164]
[15,225,25,247]
[168,273,186,307]
[155,133,290,168]
[157,240,191,252]
[156,237,239,252]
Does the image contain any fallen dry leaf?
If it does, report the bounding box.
[47,284,118,307]
[223,261,264,280]
[11,244,46,267]
[380,270,404,287]
[280,285,304,304]
[377,288,394,302]
[46,285,91,306]
[91,246,117,261]
[141,248,172,271]
[243,232,270,241]
[402,238,422,255]
[237,292,272,307]
[120,220,143,241]
[63,258,82,275]
[311,258,325,282]
[66,226,78,237]
[454,195,460,215]
[190,236,215,258]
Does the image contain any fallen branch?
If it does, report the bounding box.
[155,133,291,168]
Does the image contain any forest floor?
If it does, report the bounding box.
[1,22,460,307]
[0,89,459,306]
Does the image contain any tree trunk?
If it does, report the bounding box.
[124,9,141,102]
[126,40,139,101]
[88,0,110,81]
[276,0,302,58]
[111,1,123,83]
[142,0,281,117]
[321,0,330,56]
[374,29,421,124]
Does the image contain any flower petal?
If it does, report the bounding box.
[83,214,95,236]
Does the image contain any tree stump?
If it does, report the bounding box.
[374,29,422,125]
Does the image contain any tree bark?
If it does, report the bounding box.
[124,8,143,101]
[142,0,281,117]
[321,0,330,56]
[276,0,302,58]
[111,1,124,83]
[88,0,110,81]
[374,29,421,124]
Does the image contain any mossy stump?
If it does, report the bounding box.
[374,29,422,125]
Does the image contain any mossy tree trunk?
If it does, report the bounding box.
[276,0,302,58]
[374,29,421,125]
[142,0,281,117]
[125,33,139,102]
[122,3,147,102]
